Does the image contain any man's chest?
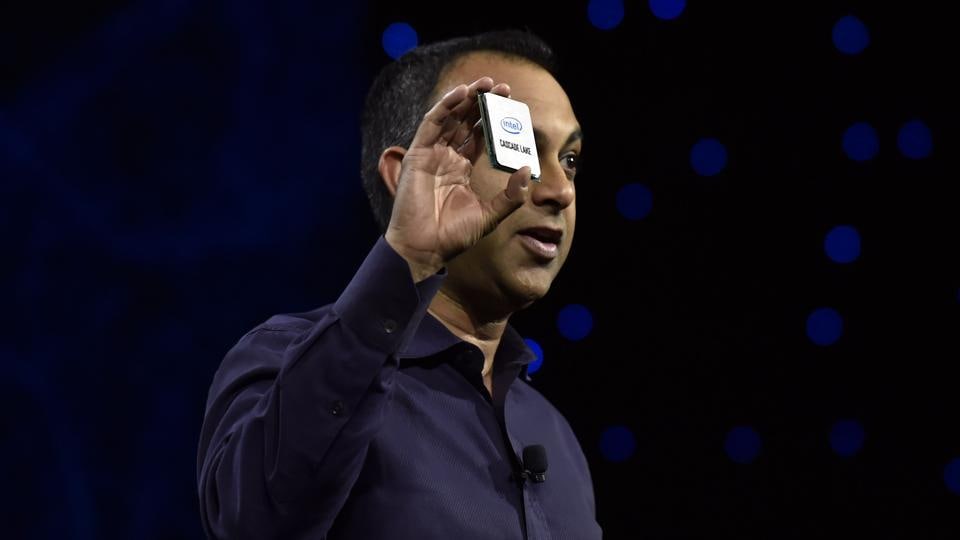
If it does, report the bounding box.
[327,371,601,540]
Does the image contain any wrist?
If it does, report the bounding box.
[384,232,443,282]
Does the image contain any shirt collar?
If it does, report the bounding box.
[397,312,537,371]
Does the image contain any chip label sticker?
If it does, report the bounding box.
[478,92,541,181]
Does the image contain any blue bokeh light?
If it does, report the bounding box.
[825,225,861,264]
[690,138,727,176]
[382,22,418,60]
[616,183,653,220]
[649,0,686,20]
[588,0,625,30]
[830,419,866,457]
[557,304,594,341]
[945,457,960,495]
[833,15,870,55]
[897,120,933,159]
[600,425,637,462]
[724,426,762,464]
[524,338,544,375]
[807,307,843,346]
[842,122,879,162]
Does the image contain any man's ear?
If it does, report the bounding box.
[377,146,406,197]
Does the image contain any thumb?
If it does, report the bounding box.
[479,167,530,237]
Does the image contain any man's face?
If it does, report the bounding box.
[432,52,581,314]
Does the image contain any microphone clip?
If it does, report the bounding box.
[522,469,546,483]
[518,444,548,485]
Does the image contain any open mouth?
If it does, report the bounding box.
[517,227,562,260]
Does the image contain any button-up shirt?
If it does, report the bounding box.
[197,237,602,539]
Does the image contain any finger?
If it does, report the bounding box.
[451,82,507,150]
[478,166,530,236]
[456,123,484,160]
[410,84,469,149]
[438,77,495,144]
[489,82,511,98]
[451,115,482,151]
[452,77,495,117]
[449,81,510,149]
[449,94,483,146]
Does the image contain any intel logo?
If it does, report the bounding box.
[500,117,522,134]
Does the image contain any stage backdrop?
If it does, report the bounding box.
[2,1,957,538]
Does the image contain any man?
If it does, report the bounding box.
[197,30,600,539]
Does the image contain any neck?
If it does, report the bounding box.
[428,288,511,396]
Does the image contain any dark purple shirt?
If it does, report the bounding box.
[197,237,602,539]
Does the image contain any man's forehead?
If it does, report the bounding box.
[436,52,565,100]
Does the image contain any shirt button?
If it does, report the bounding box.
[331,400,345,416]
[383,319,398,334]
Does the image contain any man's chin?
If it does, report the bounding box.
[503,268,555,306]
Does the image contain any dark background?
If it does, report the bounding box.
[2,0,957,538]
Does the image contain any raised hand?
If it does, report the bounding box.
[385,77,531,281]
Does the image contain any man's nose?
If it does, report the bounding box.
[530,160,575,211]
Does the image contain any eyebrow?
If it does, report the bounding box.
[533,127,584,152]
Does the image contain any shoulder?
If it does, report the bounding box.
[234,304,335,350]
[257,304,333,333]
[206,305,336,403]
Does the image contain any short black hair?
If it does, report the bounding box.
[360,29,558,233]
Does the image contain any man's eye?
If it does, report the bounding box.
[562,153,580,174]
